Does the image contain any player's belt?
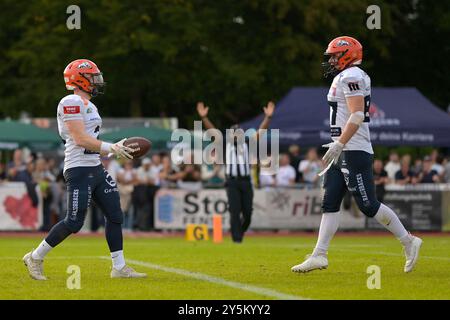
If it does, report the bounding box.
[330,127,342,137]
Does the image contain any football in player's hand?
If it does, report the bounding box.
[123,137,152,159]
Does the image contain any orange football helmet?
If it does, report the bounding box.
[322,36,363,77]
[63,59,105,96]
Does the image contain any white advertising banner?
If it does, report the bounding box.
[0,182,42,231]
[154,188,365,230]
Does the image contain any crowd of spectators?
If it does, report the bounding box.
[1,146,450,232]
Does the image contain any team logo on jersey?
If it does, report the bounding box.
[86,107,93,113]
[77,62,92,69]
[336,40,349,47]
[63,106,80,114]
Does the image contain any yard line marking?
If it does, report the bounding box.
[99,256,309,300]
[333,248,450,262]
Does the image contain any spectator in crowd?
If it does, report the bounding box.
[259,157,276,187]
[416,156,440,183]
[46,158,61,178]
[12,160,39,209]
[136,158,159,185]
[298,148,322,186]
[401,154,412,167]
[275,153,296,186]
[177,163,202,190]
[384,151,401,180]
[288,144,302,182]
[150,153,163,186]
[159,154,178,187]
[133,158,156,230]
[33,158,56,231]
[201,150,225,187]
[117,160,137,231]
[52,173,66,222]
[395,157,416,185]
[373,159,389,201]
[430,149,445,181]
[7,149,26,180]
[33,158,56,183]
[412,158,423,176]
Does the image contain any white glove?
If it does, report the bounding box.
[322,141,344,165]
[318,141,344,177]
[109,138,134,159]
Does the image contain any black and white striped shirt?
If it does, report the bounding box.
[225,140,251,178]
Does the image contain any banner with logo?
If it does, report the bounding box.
[366,189,443,231]
[154,188,366,230]
[0,182,42,230]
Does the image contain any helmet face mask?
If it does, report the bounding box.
[81,72,106,97]
[322,52,345,78]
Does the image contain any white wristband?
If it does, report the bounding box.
[100,142,113,153]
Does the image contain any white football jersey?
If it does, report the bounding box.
[57,94,102,172]
[327,66,373,154]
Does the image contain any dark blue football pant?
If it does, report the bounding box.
[322,151,381,217]
[45,165,123,252]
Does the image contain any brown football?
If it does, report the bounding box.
[123,137,152,159]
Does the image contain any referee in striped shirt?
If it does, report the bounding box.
[197,101,275,243]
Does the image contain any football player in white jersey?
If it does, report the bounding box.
[23,59,147,280]
[291,36,422,273]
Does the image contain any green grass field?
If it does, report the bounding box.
[1,233,449,300]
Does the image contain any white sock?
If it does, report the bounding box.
[32,240,53,260]
[312,212,340,257]
[374,203,411,245]
[111,250,125,270]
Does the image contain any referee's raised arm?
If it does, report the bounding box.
[197,101,216,130]
[256,101,275,139]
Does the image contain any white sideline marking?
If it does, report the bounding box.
[99,256,308,300]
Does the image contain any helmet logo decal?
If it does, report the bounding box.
[336,40,350,46]
[77,62,92,69]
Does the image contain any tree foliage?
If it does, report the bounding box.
[0,0,448,128]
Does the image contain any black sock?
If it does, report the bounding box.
[45,221,73,247]
[105,220,123,252]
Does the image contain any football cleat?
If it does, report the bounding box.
[23,251,47,281]
[111,265,147,278]
[403,236,422,273]
[291,254,328,273]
